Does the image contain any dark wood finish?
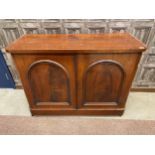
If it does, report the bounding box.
[76,53,142,110]
[12,54,76,109]
[6,33,146,116]
[16,86,155,92]
[6,33,146,53]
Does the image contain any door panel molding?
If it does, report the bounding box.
[82,60,126,107]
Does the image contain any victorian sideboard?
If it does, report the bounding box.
[6,33,146,116]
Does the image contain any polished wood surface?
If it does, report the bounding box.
[12,54,76,109]
[6,33,146,115]
[76,53,142,110]
[6,33,146,53]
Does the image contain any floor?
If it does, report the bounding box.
[0,89,155,120]
[1,115,155,134]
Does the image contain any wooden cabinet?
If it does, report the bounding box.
[6,33,146,116]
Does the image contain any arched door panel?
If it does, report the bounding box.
[79,60,126,108]
[27,59,75,108]
[28,60,70,105]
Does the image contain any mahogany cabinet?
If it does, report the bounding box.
[6,33,146,116]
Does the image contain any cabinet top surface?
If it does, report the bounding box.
[6,33,146,54]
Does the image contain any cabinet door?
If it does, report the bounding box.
[77,54,127,109]
[13,54,76,109]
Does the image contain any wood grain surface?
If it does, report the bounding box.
[6,33,146,115]
[6,33,146,53]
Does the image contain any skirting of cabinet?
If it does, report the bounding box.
[31,108,124,116]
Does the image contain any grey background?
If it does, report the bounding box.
[0,19,155,88]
